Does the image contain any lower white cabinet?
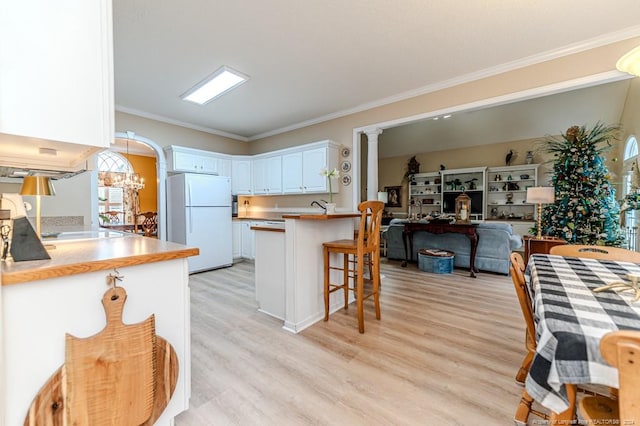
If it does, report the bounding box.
[240,221,259,259]
[232,221,242,259]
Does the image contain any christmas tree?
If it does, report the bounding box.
[540,122,624,246]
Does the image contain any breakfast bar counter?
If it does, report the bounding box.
[1,233,199,425]
[260,213,360,333]
[2,233,199,285]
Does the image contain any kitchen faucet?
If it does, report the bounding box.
[310,200,326,212]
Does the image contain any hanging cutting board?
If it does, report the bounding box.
[23,335,179,426]
[64,286,156,425]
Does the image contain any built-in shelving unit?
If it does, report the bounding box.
[408,172,441,216]
[403,164,539,230]
[440,167,487,221]
[485,164,539,222]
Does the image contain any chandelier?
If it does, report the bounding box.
[110,138,145,191]
[111,172,144,190]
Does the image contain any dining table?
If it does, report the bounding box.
[99,223,138,233]
[525,253,640,421]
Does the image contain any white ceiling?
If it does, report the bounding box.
[378,80,632,159]
[113,1,640,142]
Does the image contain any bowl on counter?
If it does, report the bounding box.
[519,174,530,180]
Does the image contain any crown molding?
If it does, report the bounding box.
[251,26,640,141]
[115,105,249,142]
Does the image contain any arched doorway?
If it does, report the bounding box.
[112,131,167,240]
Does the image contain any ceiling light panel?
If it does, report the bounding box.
[181,66,249,105]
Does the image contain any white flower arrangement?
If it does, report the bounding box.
[320,167,340,203]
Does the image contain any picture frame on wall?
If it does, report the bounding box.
[385,186,402,207]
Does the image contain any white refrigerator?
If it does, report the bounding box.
[167,173,233,273]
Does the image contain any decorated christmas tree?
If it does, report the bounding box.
[540,122,624,246]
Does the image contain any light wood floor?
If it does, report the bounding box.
[175,259,528,425]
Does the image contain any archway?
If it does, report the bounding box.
[114,131,167,240]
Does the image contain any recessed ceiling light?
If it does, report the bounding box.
[181,66,249,105]
[432,117,439,120]
[443,114,452,119]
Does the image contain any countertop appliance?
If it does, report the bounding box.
[167,173,232,273]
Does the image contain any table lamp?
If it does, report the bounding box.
[377,191,388,204]
[526,187,555,239]
[20,176,56,237]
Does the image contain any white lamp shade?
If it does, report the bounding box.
[617,45,640,77]
[377,191,388,203]
[526,187,555,204]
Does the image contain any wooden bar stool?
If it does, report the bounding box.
[323,200,384,333]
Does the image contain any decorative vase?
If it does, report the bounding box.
[526,151,534,164]
[326,203,336,214]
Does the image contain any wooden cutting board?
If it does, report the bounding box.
[64,286,156,425]
[23,335,179,426]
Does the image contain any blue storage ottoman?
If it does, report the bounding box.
[418,249,455,274]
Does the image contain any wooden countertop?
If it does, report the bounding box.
[281,213,360,220]
[1,236,199,286]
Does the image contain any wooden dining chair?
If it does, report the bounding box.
[579,331,640,423]
[103,210,122,224]
[135,212,158,238]
[549,244,640,262]
[323,200,384,333]
[510,252,550,425]
[509,252,536,384]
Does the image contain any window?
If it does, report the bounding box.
[97,151,134,220]
[622,135,639,249]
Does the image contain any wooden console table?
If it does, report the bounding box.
[402,222,479,277]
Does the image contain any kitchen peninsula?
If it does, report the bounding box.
[253,213,360,333]
[1,233,198,425]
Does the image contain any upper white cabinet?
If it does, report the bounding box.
[302,147,333,193]
[165,145,231,175]
[282,152,304,193]
[281,141,339,194]
[232,157,253,195]
[217,157,232,177]
[167,140,339,196]
[252,155,282,195]
[0,1,114,150]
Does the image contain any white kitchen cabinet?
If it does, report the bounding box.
[241,221,256,259]
[165,145,221,174]
[232,221,242,259]
[282,151,304,193]
[217,157,232,178]
[302,147,332,193]
[232,157,253,195]
[281,142,339,194]
[252,156,282,195]
[0,0,114,169]
[2,258,191,426]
